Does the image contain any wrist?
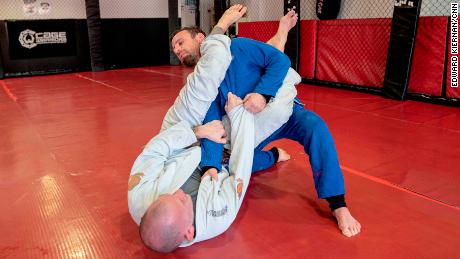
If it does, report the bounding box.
[215,22,229,33]
[193,126,204,139]
[211,25,226,35]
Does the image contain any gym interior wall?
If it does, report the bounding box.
[230,0,459,105]
[0,0,90,77]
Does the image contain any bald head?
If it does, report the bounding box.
[139,189,195,253]
[140,200,182,253]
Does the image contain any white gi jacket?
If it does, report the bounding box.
[128,120,201,225]
[181,105,254,246]
[127,106,255,246]
[128,33,301,245]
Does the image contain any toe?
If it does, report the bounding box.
[351,227,358,236]
[348,226,356,236]
[342,228,352,237]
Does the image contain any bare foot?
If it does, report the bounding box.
[276,147,291,162]
[267,10,298,52]
[333,207,361,237]
[278,10,298,35]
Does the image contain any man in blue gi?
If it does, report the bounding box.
[171,7,361,238]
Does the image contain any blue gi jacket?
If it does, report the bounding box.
[200,37,291,171]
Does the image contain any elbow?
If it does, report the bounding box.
[269,52,291,72]
[281,54,291,69]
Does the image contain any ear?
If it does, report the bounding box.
[196,33,205,44]
[185,225,195,241]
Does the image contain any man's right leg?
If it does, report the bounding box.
[266,10,298,52]
[281,105,361,237]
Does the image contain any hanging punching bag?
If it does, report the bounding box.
[316,0,342,20]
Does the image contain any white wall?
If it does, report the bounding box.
[231,0,394,21]
[229,0,450,22]
[199,0,214,34]
[99,0,168,19]
[181,0,196,26]
[339,0,394,19]
[0,0,86,20]
[301,0,395,20]
[300,0,450,20]
[0,0,173,20]
[231,0,284,22]
[420,0,450,17]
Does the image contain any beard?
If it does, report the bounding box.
[182,54,199,67]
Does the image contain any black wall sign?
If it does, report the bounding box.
[383,0,422,100]
[0,26,4,79]
[316,0,342,20]
[284,0,300,71]
[8,20,77,60]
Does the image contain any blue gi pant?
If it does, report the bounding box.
[251,104,345,199]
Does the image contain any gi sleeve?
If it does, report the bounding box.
[161,34,232,130]
[128,121,200,224]
[233,38,291,97]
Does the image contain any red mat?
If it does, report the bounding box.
[1,67,459,258]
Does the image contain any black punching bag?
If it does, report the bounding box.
[316,0,342,20]
[214,0,228,26]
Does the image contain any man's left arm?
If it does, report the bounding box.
[252,43,291,97]
[236,38,291,113]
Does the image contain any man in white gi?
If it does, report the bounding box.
[131,93,254,253]
[128,5,301,253]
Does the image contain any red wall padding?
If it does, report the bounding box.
[447,27,460,99]
[299,20,317,79]
[238,18,459,100]
[316,19,392,88]
[239,20,318,79]
[408,17,448,96]
[237,21,278,44]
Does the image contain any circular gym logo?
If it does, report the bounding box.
[18,29,37,49]
[18,29,67,49]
